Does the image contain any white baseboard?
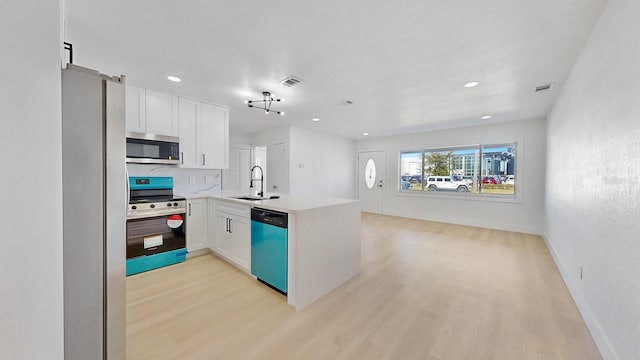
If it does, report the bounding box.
[542,235,619,360]
[383,209,543,235]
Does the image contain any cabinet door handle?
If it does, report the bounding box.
[181,152,184,165]
[226,218,230,232]
[229,218,233,234]
[188,203,192,216]
[202,154,206,166]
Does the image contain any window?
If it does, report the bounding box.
[399,143,516,196]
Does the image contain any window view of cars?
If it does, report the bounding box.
[399,143,516,195]
[426,176,469,192]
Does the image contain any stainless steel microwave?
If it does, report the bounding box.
[126,132,180,164]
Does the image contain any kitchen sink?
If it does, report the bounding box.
[233,196,264,201]
[230,195,280,201]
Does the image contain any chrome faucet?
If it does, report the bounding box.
[250,165,264,197]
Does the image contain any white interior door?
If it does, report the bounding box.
[358,151,385,213]
[268,142,289,193]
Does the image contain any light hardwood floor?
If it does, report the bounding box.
[126,213,602,360]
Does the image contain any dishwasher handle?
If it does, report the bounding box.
[251,208,288,228]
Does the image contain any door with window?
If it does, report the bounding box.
[358,150,385,213]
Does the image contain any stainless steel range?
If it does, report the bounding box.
[126,176,187,275]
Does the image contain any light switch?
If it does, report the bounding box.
[189,176,196,184]
[205,176,214,184]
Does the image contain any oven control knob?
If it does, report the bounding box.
[173,202,179,206]
[150,204,155,209]
[131,205,137,210]
[167,203,172,207]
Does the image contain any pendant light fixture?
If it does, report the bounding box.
[244,91,285,116]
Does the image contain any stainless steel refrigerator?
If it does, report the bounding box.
[62,64,126,359]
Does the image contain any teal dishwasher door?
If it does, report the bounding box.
[251,218,288,293]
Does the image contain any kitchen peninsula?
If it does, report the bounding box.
[186,194,361,311]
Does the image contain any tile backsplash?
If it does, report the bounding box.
[127,163,222,197]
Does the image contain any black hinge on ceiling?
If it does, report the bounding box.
[63,42,73,64]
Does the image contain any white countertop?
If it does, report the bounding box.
[182,193,358,213]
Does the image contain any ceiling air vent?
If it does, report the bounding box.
[338,100,354,106]
[280,76,303,87]
[535,83,554,93]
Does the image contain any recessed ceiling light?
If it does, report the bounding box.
[312,118,320,122]
[481,115,492,120]
[464,81,479,88]
[362,132,369,136]
[167,76,182,82]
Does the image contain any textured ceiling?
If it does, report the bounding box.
[65,0,607,139]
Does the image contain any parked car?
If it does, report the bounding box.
[453,175,474,187]
[504,175,514,185]
[408,175,422,184]
[400,179,411,190]
[482,176,500,184]
[425,176,469,192]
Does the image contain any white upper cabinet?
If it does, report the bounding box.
[199,102,228,169]
[145,90,179,136]
[125,85,179,137]
[178,98,199,168]
[178,97,229,169]
[125,85,146,133]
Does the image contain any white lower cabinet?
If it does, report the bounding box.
[211,200,251,272]
[207,198,217,250]
[186,198,207,252]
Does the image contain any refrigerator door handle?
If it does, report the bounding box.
[125,165,130,209]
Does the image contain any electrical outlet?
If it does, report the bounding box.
[299,163,304,169]
[205,175,214,184]
[580,265,583,280]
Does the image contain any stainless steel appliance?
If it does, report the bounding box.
[251,208,288,294]
[126,177,187,275]
[126,132,180,164]
[62,64,126,360]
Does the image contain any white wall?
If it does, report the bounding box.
[545,1,640,359]
[251,126,356,199]
[252,126,291,194]
[229,129,251,146]
[289,126,356,199]
[0,1,64,359]
[356,117,547,234]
